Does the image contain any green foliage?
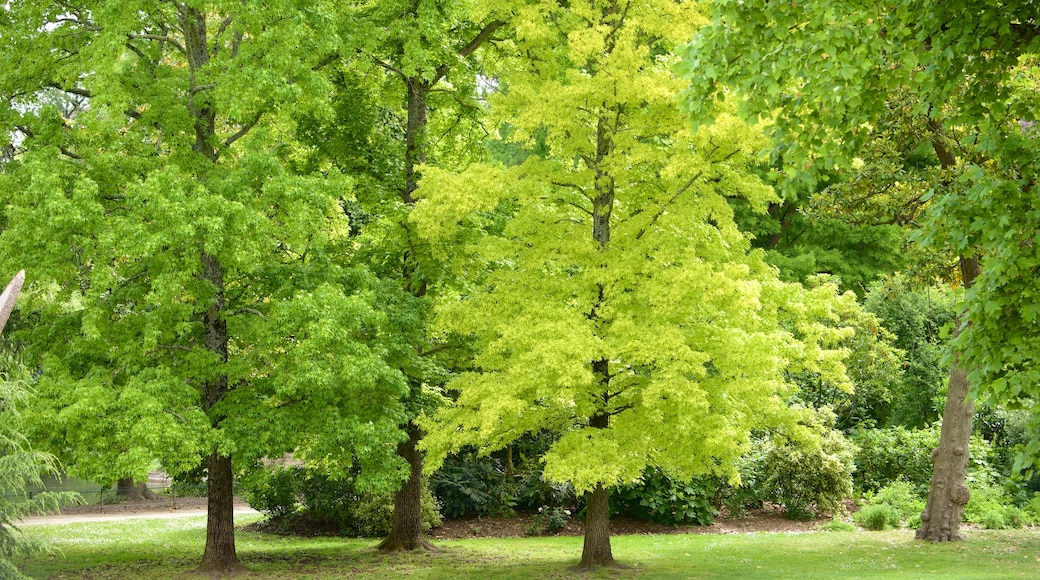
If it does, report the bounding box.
[793,292,905,430]
[850,427,939,493]
[529,506,572,535]
[863,276,957,428]
[851,425,997,493]
[963,483,1029,530]
[417,0,856,503]
[243,466,442,538]
[0,349,79,579]
[612,469,718,526]
[429,450,516,519]
[241,468,299,521]
[816,518,857,532]
[762,413,856,520]
[855,480,926,531]
[855,504,903,532]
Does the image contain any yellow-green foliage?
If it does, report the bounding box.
[415,0,855,493]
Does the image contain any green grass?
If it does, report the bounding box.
[15,514,1040,579]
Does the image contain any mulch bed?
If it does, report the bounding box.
[242,504,826,540]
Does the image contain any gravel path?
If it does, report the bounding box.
[17,499,258,526]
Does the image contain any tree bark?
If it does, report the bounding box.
[377,422,434,552]
[195,251,243,573]
[579,483,615,569]
[197,452,242,574]
[916,255,979,542]
[116,477,158,501]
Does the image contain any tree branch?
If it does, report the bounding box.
[129,33,187,56]
[433,20,505,82]
[229,307,265,318]
[221,108,265,152]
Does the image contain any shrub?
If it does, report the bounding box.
[528,506,571,535]
[855,503,902,531]
[716,438,768,517]
[241,467,301,520]
[612,469,718,526]
[430,450,515,518]
[763,420,856,520]
[345,482,443,537]
[854,480,924,531]
[869,480,925,520]
[851,426,938,492]
[243,467,443,537]
[962,483,1027,530]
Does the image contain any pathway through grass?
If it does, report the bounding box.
[16,514,1040,578]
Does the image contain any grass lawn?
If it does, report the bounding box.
[15,514,1040,579]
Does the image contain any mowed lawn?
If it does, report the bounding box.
[16,514,1040,579]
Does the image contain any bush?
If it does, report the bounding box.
[716,438,768,517]
[243,467,443,537]
[855,503,902,531]
[851,426,938,492]
[763,420,856,520]
[612,469,718,526]
[430,450,515,518]
[854,480,924,531]
[345,482,442,537]
[870,480,925,519]
[528,506,572,535]
[241,467,301,520]
[962,483,1027,530]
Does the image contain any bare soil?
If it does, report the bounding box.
[429,505,824,539]
[242,504,827,540]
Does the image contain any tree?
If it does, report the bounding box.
[0,273,76,580]
[309,0,509,552]
[680,0,1040,541]
[0,2,407,572]
[415,0,853,567]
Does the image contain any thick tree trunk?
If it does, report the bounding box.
[197,452,242,574]
[378,422,434,552]
[916,256,979,542]
[579,484,615,569]
[116,477,158,501]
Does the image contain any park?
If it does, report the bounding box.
[3,0,1040,577]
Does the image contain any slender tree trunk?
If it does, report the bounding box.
[195,251,243,573]
[916,255,979,542]
[378,422,434,552]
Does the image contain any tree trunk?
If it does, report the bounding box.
[116,477,158,501]
[197,452,243,574]
[378,422,434,552]
[916,255,979,542]
[578,483,615,569]
[194,251,243,572]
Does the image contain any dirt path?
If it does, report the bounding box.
[18,498,259,526]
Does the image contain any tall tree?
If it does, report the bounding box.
[0,2,407,572]
[681,0,1040,541]
[319,0,509,552]
[415,0,853,568]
